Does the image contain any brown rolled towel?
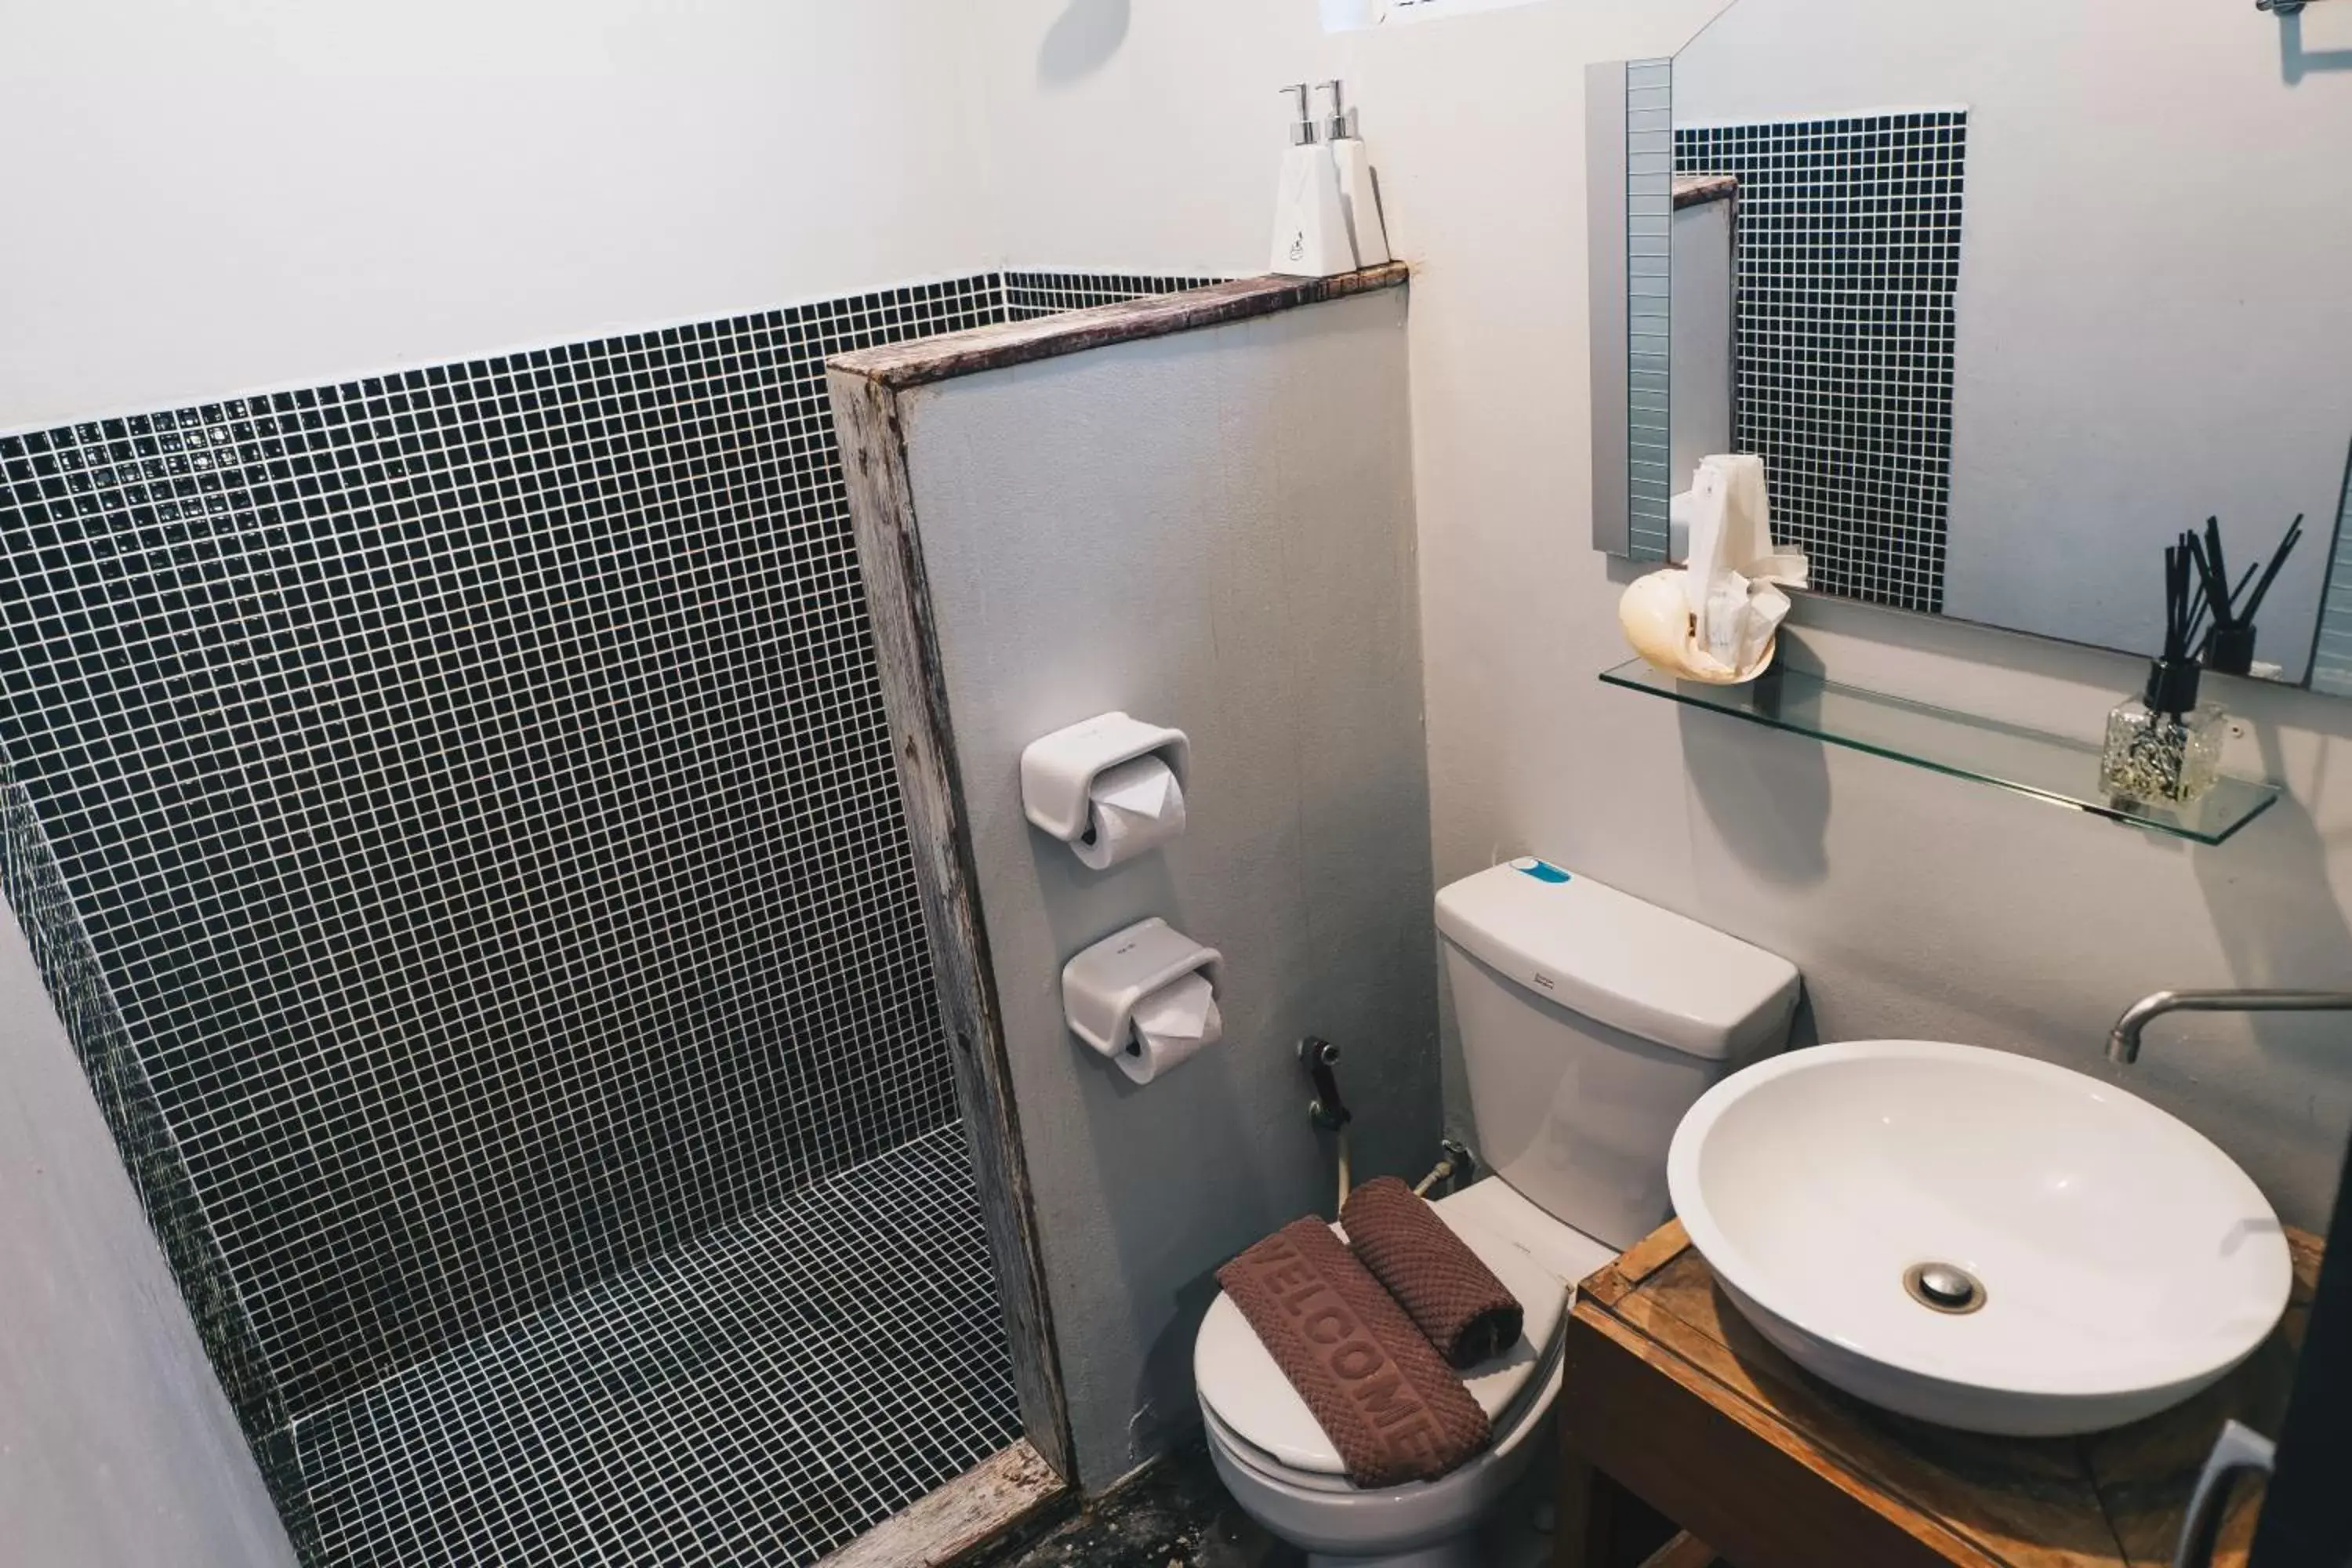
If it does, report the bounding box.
[1341,1177,1524,1369]
[1215,1218,1492,1487]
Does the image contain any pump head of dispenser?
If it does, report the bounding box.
[1318,80,1356,143]
[1313,77,1389,268]
[1282,83,1319,147]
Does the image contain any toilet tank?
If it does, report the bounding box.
[1437,859,1800,1250]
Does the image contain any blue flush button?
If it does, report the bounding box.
[1509,857,1573,884]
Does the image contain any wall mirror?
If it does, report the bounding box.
[1591,0,2352,691]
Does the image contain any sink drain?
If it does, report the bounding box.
[1904,1261,1987,1316]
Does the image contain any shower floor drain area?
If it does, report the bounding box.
[1903,1261,1987,1316]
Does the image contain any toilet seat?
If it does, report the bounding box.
[1192,1182,1581,1483]
[1203,1318,1568,1492]
[1201,1352,1566,1562]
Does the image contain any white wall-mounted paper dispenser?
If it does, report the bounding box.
[1020,712,1191,870]
[1062,917,1224,1085]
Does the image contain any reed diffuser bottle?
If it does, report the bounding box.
[2192,512,2303,677]
[2100,535,2225,807]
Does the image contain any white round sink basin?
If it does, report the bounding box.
[1667,1040,2292,1436]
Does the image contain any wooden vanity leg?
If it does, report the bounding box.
[1555,1450,1624,1568]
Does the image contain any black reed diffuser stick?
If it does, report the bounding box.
[2191,514,2304,676]
[2147,535,2204,715]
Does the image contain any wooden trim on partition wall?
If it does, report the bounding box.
[827,360,1079,1483]
[833,263,1408,390]
[826,267,1412,1490]
[817,1440,1069,1568]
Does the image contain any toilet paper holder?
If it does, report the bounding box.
[1020,712,1191,844]
[1062,917,1223,1062]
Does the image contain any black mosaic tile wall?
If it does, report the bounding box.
[0,275,1002,1417]
[0,270,1207,1566]
[1002,271,1223,321]
[1677,112,1967,612]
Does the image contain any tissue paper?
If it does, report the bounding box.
[1683,462,1734,622]
[1619,452,1810,684]
[1738,583,1791,673]
[1707,454,1809,590]
[1120,971,1221,1084]
[1073,754,1187,871]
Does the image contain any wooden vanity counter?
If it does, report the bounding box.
[1555,1221,2323,1568]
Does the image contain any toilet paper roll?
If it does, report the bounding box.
[1117,971,1221,1085]
[1073,754,1187,871]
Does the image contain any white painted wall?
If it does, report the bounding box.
[1674,0,2352,676]
[971,0,2352,1236]
[969,0,1341,279]
[1327,0,1555,30]
[895,289,1436,1487]
[0,902,298,1567]
[0,0,999,433]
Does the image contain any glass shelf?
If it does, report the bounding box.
[1599,657,2281,846]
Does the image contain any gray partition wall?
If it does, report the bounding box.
[833,274,1440,1489]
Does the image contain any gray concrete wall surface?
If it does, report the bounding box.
[0,896,298,1568]
[899,285,1439,1487]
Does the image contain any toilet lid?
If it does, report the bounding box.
[1192,1194,1570,1478]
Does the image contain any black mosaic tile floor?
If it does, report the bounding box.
[293,1126,1020,1567]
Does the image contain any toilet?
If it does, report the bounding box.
[1192,858,1801,1566]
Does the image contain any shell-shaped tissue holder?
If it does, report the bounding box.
[1021,712,1191,864]
[1619,568,1782,685]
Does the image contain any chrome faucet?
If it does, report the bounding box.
[2107,989,2352,1064]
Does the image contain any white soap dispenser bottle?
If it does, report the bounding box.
[1321,80,1390,267]
[1269,83,1357,278]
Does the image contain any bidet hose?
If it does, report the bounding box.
[1412,1138,1477,1199]
[1411,1157,1451,1198]
[1337,1126,1352,1212]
